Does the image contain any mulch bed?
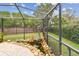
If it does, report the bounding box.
[15,38,54,56]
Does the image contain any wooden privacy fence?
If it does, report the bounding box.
[0,27,42,34]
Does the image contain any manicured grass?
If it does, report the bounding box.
[48,32,79,56]
[49,33,79,49]
[2,33,40,41]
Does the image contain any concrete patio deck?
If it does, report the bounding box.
[0,42,34,56]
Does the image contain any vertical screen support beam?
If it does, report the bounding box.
[58,3,62,55]
[1,18,4,42]
[42,19,47,41]
[42,19,45,38]
[42,18,48,44]
[46,18,49,44]
[15,3,25,40]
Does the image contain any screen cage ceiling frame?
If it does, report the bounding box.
[0,3,62,55]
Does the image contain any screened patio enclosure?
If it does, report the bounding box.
[0,3,79,56]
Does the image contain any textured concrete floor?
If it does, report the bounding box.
[0,42,34,56]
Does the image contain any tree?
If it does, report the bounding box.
[34,3,55,18]
[62,8,76,20]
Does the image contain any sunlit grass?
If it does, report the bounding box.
[49,32,79,49]
[49,32,79,56]
[3,33,40,41]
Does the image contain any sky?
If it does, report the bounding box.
[0,3,38,16]
[62,3,79,16]
[0,3,79,16]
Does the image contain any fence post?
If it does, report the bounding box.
[58,3,62,55]
[67,47,71,56]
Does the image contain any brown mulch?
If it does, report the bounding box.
[15,38,54,56]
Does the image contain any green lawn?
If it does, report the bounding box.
[2,33,40,41]
[48,32,79,56]
[49,33,79,49]
[3,32,79,49]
